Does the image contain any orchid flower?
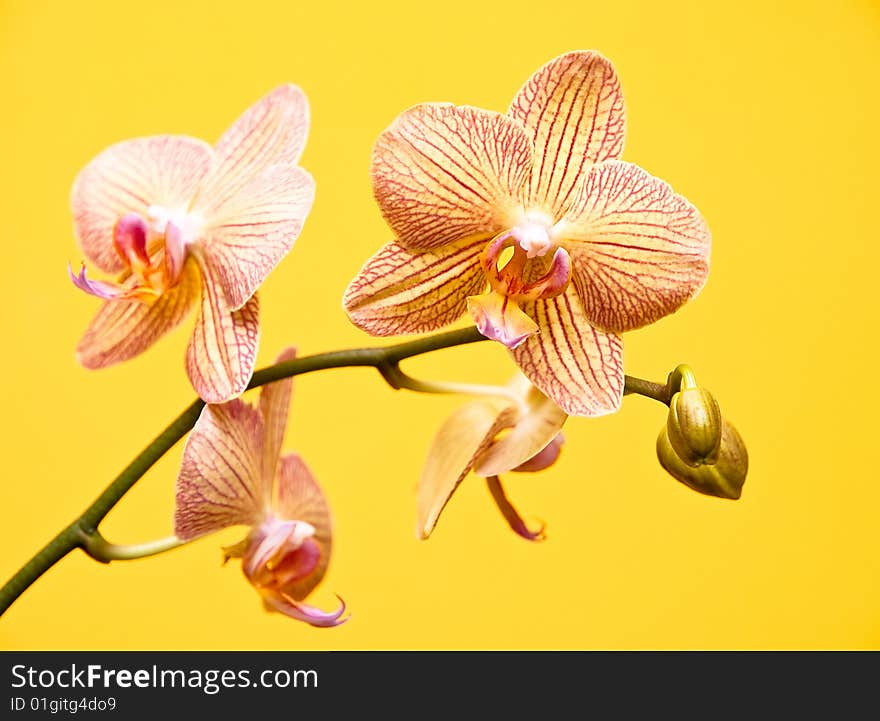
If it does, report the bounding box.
[70,85,315,402]
[417,375,567,540]
[174,348,347,628]
[344,51,710,417]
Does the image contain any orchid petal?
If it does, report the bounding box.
[555,160,711,332]
[512,287,624,417]
[185,260,260,403]
[173,400,265,541]
[372,103,532,251]
[71,135,212,273]
[199,84,310,209]
[76,260,200,369]
[258,347,298,488]
[467,291,539,349]
[485,476,546,541]
[262,592,349,628]
[475,386,567,476]
[508,51,625,218]
[274,453,332,601]
[343,238,487,336]
[197,165,315,310]
[417,401,517,539]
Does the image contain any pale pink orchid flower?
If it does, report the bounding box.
[70,85,315,403]
[418,375,567,541]
[174,348,347,628]
[345,51,710,417]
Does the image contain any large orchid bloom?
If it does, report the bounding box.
[418,375,567,540]
[70,85,314,402]
[174,348,347,628]
[345,51,710,416]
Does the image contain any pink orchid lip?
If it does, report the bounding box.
[262,592,350,628]
[467,292,537,350]
[67,263,158,303]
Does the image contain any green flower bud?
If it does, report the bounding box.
[657,419,748,500]
[666,386,722,466]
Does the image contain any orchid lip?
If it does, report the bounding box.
[263,592,350,628]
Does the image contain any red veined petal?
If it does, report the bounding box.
[197,165,315,310]
[343,238,487,336]
[258,346,298,487]
[508,51,625,218]
[512,287,624,417]
[556,160,711,332]
[185,258,260,403]
[372,103,532,251]
[174,400,265,541]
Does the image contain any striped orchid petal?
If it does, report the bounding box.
[371,103,533,251]
[76,260,200,369]
[273,453,333,601]
[71,136,212,273]
[343,238,487,336]
[258,347,298,487]
[198,164,316,311]
[556,160,711,332]
[199,84,310,209]
[508,51,625,218]
[186,260,260,404]
[417,401,518,539]
[174,400,265,541]
[474,382,567,477]
[512,287,624,417]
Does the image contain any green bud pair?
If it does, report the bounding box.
[656,369,748,500]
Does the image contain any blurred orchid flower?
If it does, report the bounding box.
[345,51,710,417]
[70,85,315,402]
[417,375,567,540]
[174,348,347,628]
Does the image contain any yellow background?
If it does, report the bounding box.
[1,0,877,650]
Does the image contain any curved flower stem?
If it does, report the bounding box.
[82,533,187,563]
[381,364,519,404]
[0,322,676,618]
[623,376,672,405]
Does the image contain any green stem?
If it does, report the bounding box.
[623,376,672,405]
[381,364,519,403]
[83,533,187,562]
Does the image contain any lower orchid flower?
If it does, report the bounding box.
[417,375,567,541]
[173,348,347,627]
[70,85,315,403]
